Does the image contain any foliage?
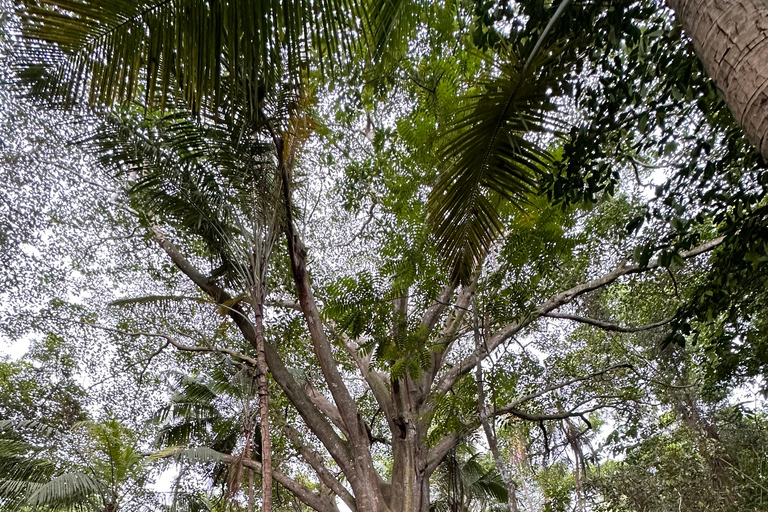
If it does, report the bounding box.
[2,0,768,511]
[0,418,159,511]
[591,407,768,512]
[430,446,508,512]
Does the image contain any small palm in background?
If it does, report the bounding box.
[0,418,157,512]
[430,445,509,512]
[151,365,264,511]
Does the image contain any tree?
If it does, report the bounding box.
[4,1,768,512]
[665,0,768,162]
[153,368,267,512]
[64,101,728,512]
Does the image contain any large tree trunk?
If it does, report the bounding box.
[389,374,432,512]
[667,0,768,162]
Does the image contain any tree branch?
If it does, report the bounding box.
[418,281,476,400]
[343,339,395,425]
[434,237,724,395]
[279,156,385,511]
[151,228,357,481]
[428,364,633,472]
[264,299,303,311]
[472,294,519,512]
[282,424,357,511]
[280,170,366,443]
[303,382,349,438]
[420,284,458,334]
[502,364,632,409]
[543,313,674,333]
[498,404,610,423]
[219,453,338,512]
[84,324,259,367]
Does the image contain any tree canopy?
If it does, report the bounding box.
[1,0,767,511]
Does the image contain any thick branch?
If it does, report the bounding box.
[153,227,229,303]
[304,382,349,438]
[283,424,357,511]
[279,161,385,511]
[343,339,395,425]
[543,313,673,333]
[280,170,365,443]
[434,237,724,395]
[420,284,458,333]
[152,229,356,480]
[420,281,476,397]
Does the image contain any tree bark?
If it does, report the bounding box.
[667,0,768,162]
[389,373,432,512]
[279,160,388,512]
[253,284,273,512]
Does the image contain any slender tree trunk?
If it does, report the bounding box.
[667,0,768,161]
[472,296,519,512]
[254,284,273,512]
[248,467,256,512]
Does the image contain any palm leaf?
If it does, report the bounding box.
[109,294,208,308]
[81,108,280,288]
[428,42,571,284]
[24,471,105,508]
[153,445,225,464]
[12,0,364,115]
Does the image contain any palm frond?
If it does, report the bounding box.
[12,0,362,115]
[365,0,416,66]
[25,471,105,508]
[428,42,571,284]
[82,108,280,288]
[109,294,208,308]
[153,445,225,464]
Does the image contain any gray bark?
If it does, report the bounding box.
[667,0,768,161]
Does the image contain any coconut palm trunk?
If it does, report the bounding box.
[666,0,768,162]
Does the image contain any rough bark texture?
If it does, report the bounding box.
[667,0,768,161]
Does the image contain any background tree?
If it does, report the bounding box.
[0,419,160,512]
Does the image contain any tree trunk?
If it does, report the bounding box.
[254,287,273,512]
[389,432,431,512]
[667,0,768,162]
[389,375,432,512]
[472,296,518,512]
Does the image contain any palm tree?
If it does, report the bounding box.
[92,103,285,512]
[152,368,264,511]
[429,447,508,512]
[0,418,157,512]
[665,0,768,162]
